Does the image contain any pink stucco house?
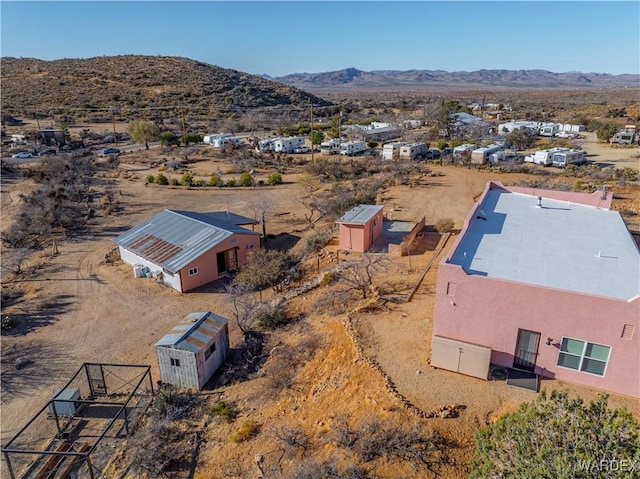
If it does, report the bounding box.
[337,204,384,253]
[431,182,640,398]
[114,210,260,292]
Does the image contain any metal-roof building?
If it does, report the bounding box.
[113,210,260,292]
[156,312,230,390]
[337,205,385,253]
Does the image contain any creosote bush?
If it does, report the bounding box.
[231,419,260,443]
[209,400,237,423]
[435,218,455,233]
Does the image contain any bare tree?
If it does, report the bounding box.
[338,254,389,299]
[234,249,291,301]
[224,282,261,335]
[248,191,275,241]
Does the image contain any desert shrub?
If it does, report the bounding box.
[320,271,337,286]
[180,172,193,186]
[145,174,155,184]
[302,230,330,255]
[155,173,168,185]
[231,420,260,443]
[152,385,199,420]
[270,423,310,458]
[435,218,455,233]
[267,173,283,185]
[470,391,640,479]
[256,302,291,330]
[169,178,180,186]
[226,178,237,187]
[208,173,222,186]
[239,171,254,186]
[209,400,237,423]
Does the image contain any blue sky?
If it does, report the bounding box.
[1,1,638,76]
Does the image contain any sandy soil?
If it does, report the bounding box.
[1,143,639,478]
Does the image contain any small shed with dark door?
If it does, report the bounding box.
[156,311,230,390]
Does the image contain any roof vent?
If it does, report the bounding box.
[536,196,542,208]
[476,209,487,220]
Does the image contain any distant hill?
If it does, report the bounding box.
[0,56,333,118]
[274,67,640,90]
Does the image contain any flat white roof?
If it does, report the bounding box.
[449,188,640,300]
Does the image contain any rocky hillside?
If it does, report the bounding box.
[0,55,333,118]
[275,67,640,90]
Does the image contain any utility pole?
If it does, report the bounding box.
[111,108,118,147]
[181,108,187,146]
[310,102,314,166]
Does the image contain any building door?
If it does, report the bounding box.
[216,248,238,275]
[513,329,540,371]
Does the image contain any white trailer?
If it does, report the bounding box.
[256,137,278,152]
[399,142,428,161]
[382,142,407,160]
[471,144,504,165]
[319,138,343,155]
[539,124,559,137]
[453,144,476,160]
[339,141,367,156]
[204,133,233,145]
[551,149,586,167]
[274,136,306,153]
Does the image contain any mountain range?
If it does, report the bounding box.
[270,67,640,90]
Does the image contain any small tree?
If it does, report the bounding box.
[208,173,223,187]
[159,131,180,147]
[128,120,160,150]
[471,391,640,479]
[309,130,324,149]
[145,174,155,184]
[596,123,619,142]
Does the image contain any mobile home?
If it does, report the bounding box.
[399,142,428,161]
[319,138,343,155]
[539,124,559,137]
[274,136,306,153]
[551,149,586,167]
[204,133,233,146]
[339,141,367,156]
[453,144,476,160]
[382,142,407,160]
[471,144,504,165]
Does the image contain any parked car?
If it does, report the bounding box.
[102,148,121,155]
[11,152,33,159]
[442,148,454,157]
[38,148,57,156]
[426,149,441,160]
[294,147,310,153]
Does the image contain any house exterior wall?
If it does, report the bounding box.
[179,233,259,292]
[118,246,182,291]
[156,347,199,389]
[432,182,639,398]
[433,264,640,398]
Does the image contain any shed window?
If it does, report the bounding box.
[204,342,216,360]
[247,243,254,249]
[188,267,198,276]
[170,358,181,367]
[557,337,610,377]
